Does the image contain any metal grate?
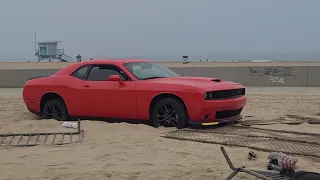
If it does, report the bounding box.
[239,114,320,126]
[238,119,305,126]
[206,88,245,100]
[0,120,84,147]
[186,125,320,145]
[162,127,320,158]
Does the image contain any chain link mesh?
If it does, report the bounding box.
[239,114,320,126]
[163,126,320,158]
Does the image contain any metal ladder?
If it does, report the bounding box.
[0,120,84,147]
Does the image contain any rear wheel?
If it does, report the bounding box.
[42,99,68,121]
[151,98,188,129]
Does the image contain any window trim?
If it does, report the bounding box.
[71,64,132,81]
[123,62,179,80]
[71,65,93,80]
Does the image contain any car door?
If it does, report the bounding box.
[83,64,137,119]
[68,64,94,117]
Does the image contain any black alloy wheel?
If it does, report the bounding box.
[42,99,68,121]
[152,98,188,129]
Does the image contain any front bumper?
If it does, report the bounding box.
[188,95,246,126]
[189,114,242,126]
[24,99,41,114]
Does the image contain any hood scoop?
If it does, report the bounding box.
[211,79,221,82]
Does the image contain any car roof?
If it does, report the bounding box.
[78,59,152,66]
[54,59,153,76]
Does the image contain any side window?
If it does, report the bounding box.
[87,65,128,81]
[71,65,91,80]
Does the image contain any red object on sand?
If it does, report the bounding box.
[22,59,246,129]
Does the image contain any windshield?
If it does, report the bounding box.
[123,62,180,80]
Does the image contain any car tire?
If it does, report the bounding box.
[151,98,188,129]
[42,99,69,121]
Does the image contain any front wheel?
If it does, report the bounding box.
[42,99,68,121]
[151,98,188,129]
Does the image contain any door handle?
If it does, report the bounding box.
[84,85,90,87]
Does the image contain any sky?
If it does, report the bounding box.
[1,0,320,61]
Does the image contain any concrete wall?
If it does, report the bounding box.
[0,69,59,88]
[180,66,311,87]
[170,66,319,87]
[0,66,320,87]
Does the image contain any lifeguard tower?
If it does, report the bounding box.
[182,55,190,64]
[35,41,71,62]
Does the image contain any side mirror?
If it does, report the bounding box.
[108,75,124,85]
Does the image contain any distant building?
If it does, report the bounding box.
[182,56,189,64]
[251,60,274,62]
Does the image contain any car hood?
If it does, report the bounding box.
[147,76,244,91]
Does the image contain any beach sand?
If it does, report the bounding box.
[0,88,319,180]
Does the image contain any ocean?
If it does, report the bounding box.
[0,52,320,62]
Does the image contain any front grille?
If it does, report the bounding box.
[205,88,245,100]
[215,108,243,119]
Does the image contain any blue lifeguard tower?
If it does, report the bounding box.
[35,41,71,62]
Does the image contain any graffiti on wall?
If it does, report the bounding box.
[268,76,284,83]
[249,67,295,77]
[248,67,295,84]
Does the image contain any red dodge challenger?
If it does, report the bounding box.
[23,59,246,129]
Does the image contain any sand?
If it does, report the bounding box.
[1,61,320,69]
[0,88,320,180]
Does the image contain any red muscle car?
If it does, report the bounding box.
[23,59,246,129]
